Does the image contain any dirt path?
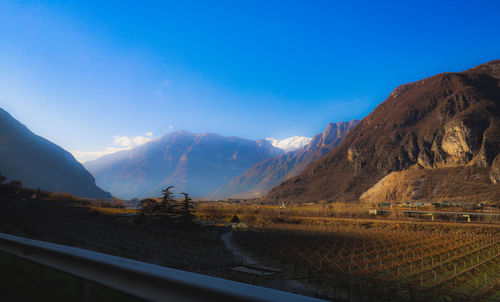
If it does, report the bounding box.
[220,229,328,298]
[220,230,259,265]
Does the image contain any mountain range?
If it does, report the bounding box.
[267,60,500,203]
[3,60,498,204]
[0,108,111,199]
[213,120,359,199]
[84,130,284,199]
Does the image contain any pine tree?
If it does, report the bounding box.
[155,186,177,220]
[179,192,195,225]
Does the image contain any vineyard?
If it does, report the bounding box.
[232,220,500,301]
[2,198,500,301]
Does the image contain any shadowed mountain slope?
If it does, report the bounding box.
[84,130,283,199]
[213,120,359,199]
[267,60,500,203]
[0,108,111,199]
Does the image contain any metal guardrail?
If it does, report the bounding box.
[0,232,325,302]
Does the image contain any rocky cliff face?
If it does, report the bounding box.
[0,108,111,199]
[85,130,284,199]
[212,120,359,199]
[305,121,359,152]
[359,165,500,204]
[267,60,500,203]
[491,155,500,184]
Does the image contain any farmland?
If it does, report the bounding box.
[230,219,500,301]
[1,196,500,301]
[195,200,500,301]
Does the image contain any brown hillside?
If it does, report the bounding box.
[267,60,500,203]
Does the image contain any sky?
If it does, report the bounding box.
[1,0,499,162]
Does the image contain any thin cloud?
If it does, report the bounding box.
[71,147,129,163]
[155,79,172,95]
[160,80,171,88]
[132,135,151,145]
[71,132,156,163]
[113,135,133,147]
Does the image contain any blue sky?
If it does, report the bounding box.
[1,0,499,162]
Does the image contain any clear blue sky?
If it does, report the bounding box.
[1,0,499,161]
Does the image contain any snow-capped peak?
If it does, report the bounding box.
[265,136,312,153]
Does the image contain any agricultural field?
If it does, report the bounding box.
[196,200,500,225]
[1,197,500,301]
[231,219,500,301]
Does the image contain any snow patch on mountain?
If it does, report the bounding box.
[265,136,312,153]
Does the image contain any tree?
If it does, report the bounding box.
[140,198,157,215]
[155,186,178,219]
[179,193,195,225]
[162,186,175,203]
[0,172,6,184]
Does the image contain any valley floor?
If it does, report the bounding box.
[0,198,322,300]
[1,197,500,301]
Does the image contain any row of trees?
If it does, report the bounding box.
[0,172,22,188]
[138,186,196,225]
[0,172,27,198]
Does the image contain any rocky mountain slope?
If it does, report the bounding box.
[213,120,359,199]
[0,108,111,199]
[84,130,283,199]
[267,60,500,203]
[359,165,500,204]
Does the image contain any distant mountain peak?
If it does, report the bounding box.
[213,120,359,199]
[265,136,312,153]
[85,130,284,199]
